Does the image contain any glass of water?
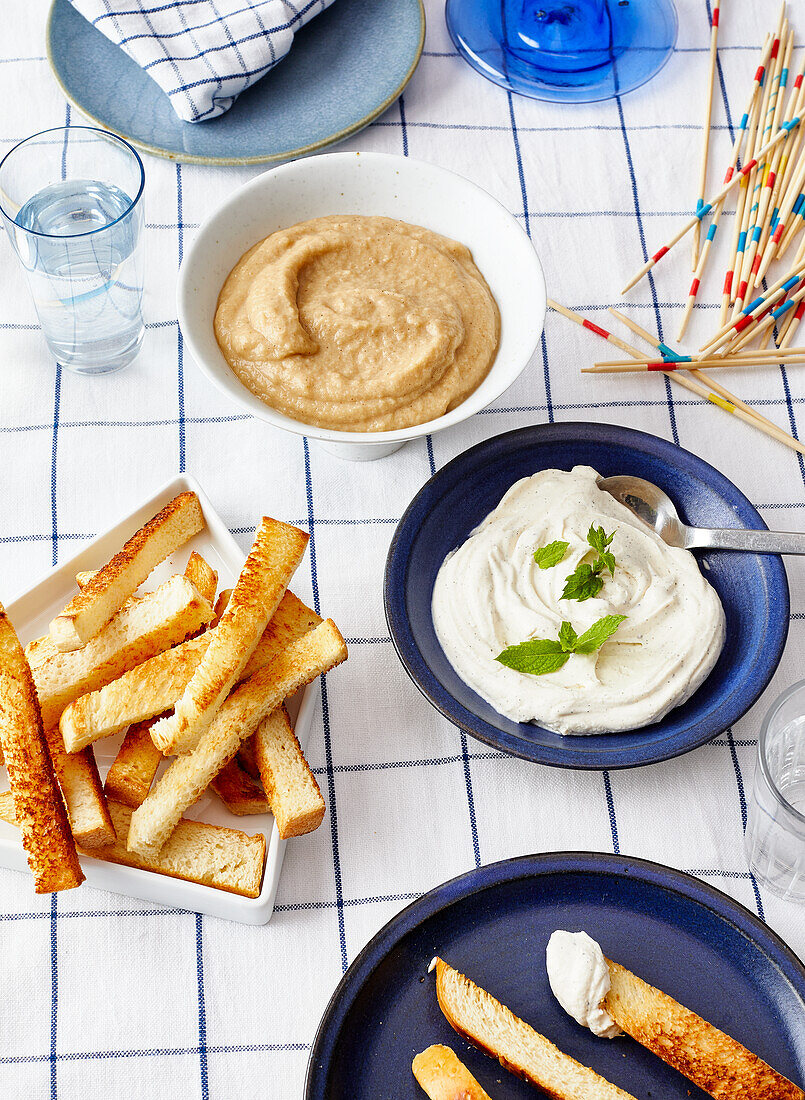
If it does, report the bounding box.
[745,681,805,903]
[0,126,145,375]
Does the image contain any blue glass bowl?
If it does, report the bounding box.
[446,0,679,103]
[306,853,805,1100]
[384,423,789,769]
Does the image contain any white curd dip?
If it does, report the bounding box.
[546,930,622,1038]
[431,466,725,735]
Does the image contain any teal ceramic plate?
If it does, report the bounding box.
[46,0,425,165]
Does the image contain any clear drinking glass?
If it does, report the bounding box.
[745,680,805,903]
[0,126,145,375]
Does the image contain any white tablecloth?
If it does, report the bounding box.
[1,2,804,1097]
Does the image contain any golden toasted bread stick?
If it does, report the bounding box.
[252,706,325,838]
[0,607,84,891]
[50,491,205,651]
[103,718,163,808]
[60,634,211,752]
[210,758,270,816]
[412,1045,494,1100]
[128,620,347,859]
[184,551,217,606]
[0,796,265,899]
[43,726,115,849]
[604,959,804,1100]
[212,588,232,625]
[151,518,309,755]
[75,570,97,589]
[433,958,637,1100]
[29,573,213,731]
[60,590,319,752]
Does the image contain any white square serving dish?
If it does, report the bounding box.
[0,473,317,924]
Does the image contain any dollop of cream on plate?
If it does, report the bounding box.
[431,466,725,735]
[546,930,622,1039]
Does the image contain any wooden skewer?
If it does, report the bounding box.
[545,299,641,356]
[698,259,805,355]
[620,109,802,295]
[692,0,721,270]
[586,355,805,373]
[679,42,770,341]
[607,307,792,436]
[728,278,805,353]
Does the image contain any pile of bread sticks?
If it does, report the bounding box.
[0,490,347,898]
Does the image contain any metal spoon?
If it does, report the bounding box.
[599,474,805,554]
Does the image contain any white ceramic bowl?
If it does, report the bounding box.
[178,151,546,461]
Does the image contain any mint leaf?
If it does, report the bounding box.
[558,621,578,652]
[599,549,616,575]
[495,639,571,676]
[561,563,604,602]
[533,540,569,569]
[573,614,627,653]
[587,525,615,554]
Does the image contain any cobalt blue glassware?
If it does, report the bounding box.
[305,852,805,1099]
[446,0,679,103]
[383,423,789,769]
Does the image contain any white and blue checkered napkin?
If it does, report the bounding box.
[69,0,336,123]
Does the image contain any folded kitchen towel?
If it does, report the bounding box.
[70,0,336,123]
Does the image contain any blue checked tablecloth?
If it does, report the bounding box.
[69,0,335,122]
[2,2,805,1097]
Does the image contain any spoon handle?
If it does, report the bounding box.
[686,527,805,554]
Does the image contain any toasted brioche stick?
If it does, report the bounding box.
[60,590,319,751]
[50,491,204,651]
[128,620,347,858]
[184,551,217,605]
[412,1045,494,1100]
[60,634,211,752]
[252,706,324,838]
[151,518,309,755]
[213,588,232,625]
[433,958,637,1100]
[30,573,213,731]
[210,758,270,816]
[43,726,115,848]
[0,796,265,899]
[0,607,83,891]
[103,718,163,808]
[604,959,804,1100]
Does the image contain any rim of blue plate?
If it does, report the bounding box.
[45,0,426,166]
[384,422,790,770]
[304,850,805,1099]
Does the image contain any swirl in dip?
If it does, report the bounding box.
[431,466,726,735]
[213,215,500,433]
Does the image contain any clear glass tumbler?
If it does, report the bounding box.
[0,126,145,375]
[745,680,805,903]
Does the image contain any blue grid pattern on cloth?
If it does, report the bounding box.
[68,0,334,122]
[1,2,805,1098]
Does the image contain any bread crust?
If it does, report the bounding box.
[604,959,804,1100]
[43,725,115,849]
[49,491,205,650]
[151,518,309,755]
[59,589,319,751]
[412,1044,494,1100]
[29,573,213,731]
[0,606,84,891]
[183,551,218,606]
[127,619,347,859]
[433,958,637,1100]
[252,706,325,838]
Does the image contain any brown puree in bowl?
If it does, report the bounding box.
[213,215,500,433]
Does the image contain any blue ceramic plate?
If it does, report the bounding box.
[306,853,805,1099]
[46,0,424,165]
[384,423,789,769]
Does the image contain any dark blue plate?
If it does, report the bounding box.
[46,0,424,165]
[306,853,805,1100]
[384,423,789,769]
